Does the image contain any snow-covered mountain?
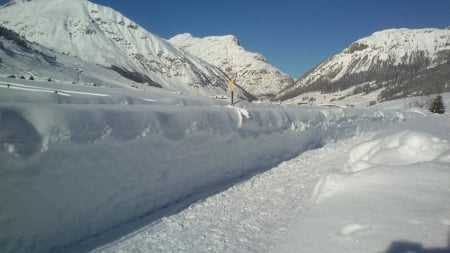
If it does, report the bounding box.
[278,28,450,101]
[0,0,254,98]
[0,26,152,89]
[170,33,294,99]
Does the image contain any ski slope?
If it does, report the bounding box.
[0,79,449,253]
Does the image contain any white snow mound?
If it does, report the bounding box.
[281,120,450,253]
[346,130,449,172]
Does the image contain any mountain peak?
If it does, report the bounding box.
[222,35,240,45]
[277,27,450,101]
[170,34,293,98]
[0,0,255,98]
[172,33,194,40]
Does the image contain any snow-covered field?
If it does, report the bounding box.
[1,79,449,253]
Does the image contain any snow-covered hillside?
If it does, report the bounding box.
[0,0,252,98]
[279,28,450,101]
[170,33,294,98]
[0,27,149,89]
[304,28,450,85]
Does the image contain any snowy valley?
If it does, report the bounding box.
[0,0,450,253]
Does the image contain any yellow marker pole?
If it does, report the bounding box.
[230,77,235,105]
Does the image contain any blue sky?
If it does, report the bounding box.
[61,1,450,77]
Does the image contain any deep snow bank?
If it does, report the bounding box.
[0,89,422,253]
[345,130,449,172]
[276,116,450,253]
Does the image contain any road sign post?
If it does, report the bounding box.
[230,77,235,105]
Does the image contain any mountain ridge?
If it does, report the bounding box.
[277,27,450,102]
[169,33,294,99]
[0,0,256,99]
[1,0,448,103]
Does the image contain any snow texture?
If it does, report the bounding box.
[0,2,449,252]
[277,116,450,253]
[0,0,244,97]
[0,77,425,253]
[300,28,450,86]
[86,133,376,253]
[170,33,294,97]
[81,111,450,253]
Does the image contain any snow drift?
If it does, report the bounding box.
[0,80,422,253]
[345,130,450,172]
[277,116,450,253]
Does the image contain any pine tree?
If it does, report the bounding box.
[429,94,445,114]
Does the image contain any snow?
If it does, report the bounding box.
[85,134,375,253]
[0,34,148,90]
[75,113,450,253]
[289,27,450,92]
[0,82,109,97]
[0,0,239,96]
[284,84,382,107]
[1,2,449,251]
[1,74,449,253]
[345,130,449,172]
[275,116,450,253]
[169,33,294,98]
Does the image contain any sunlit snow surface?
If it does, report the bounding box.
[89,134,376,253]
[89,117,450,253]
[0,78,449,253]
[278,117,450,253]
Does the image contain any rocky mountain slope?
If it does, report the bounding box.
[0,0,254,99]
[278,28,450,101]
[170,33,294,99]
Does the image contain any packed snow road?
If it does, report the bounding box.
[84,115,450,253]
[84,134,374,253]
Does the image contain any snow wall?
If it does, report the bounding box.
[0,95,421,253]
